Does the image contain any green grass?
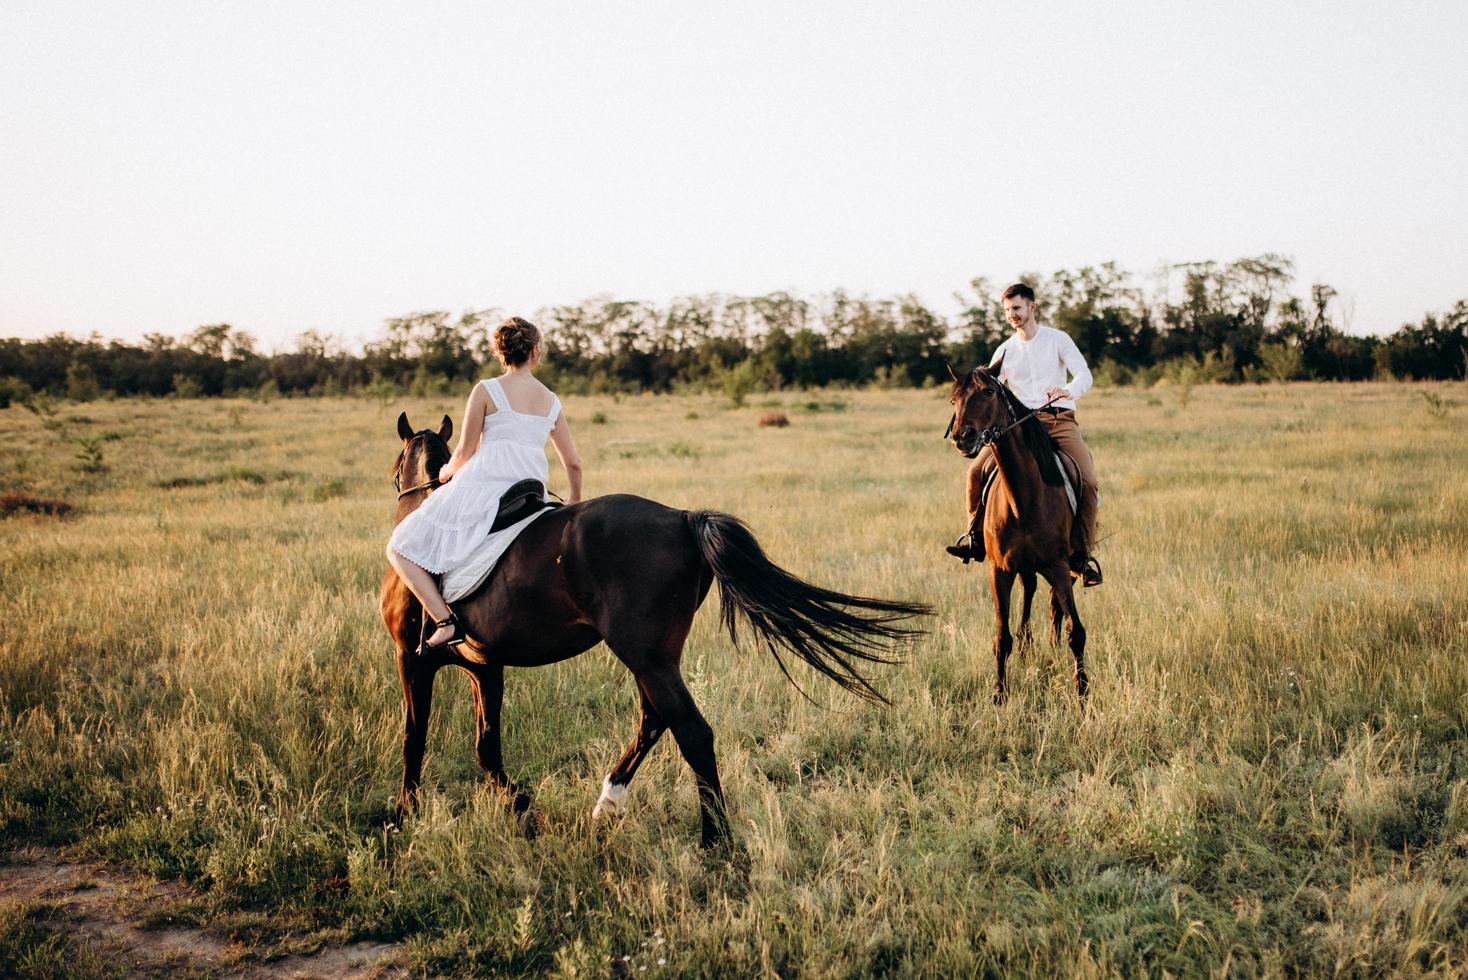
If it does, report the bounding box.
[0,903,121,979]
[2,383,1466,977]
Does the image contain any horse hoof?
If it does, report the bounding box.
[992,689,1008,706]
[517,808,544,839]
[592,777,628,824]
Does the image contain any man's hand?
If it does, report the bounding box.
[1045,387,1069,403]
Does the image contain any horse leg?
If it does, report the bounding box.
[469,666,534,822]
[638,668,728,848]
[1016,571,1037,651]
[1049,589,1064,646]
[593,683,665,825]
[1042,564,1088,700]
[990,566,1016,705]
[394,648,438,822]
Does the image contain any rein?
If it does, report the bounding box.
[394,433,446,499]
[945,387,1062,455]
[975,395,1062,449]
[396,476,441,499]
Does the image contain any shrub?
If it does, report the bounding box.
[1420,391,1450,419]
[172,374,202,399]
[73,436,107,473]
[721,359,762,407]
[871,364,912,389]
[66,362,102,401]
[1091,359,1133,387]
[0,492,73,518]
[0,376,32,409]
[1257,342,1304,382]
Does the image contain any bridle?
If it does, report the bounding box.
[396,476,441,499]
[393,434,444,499]
[944,370,1060,457]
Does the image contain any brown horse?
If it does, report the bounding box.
[381,413,929,847]
[945,363,1088,704]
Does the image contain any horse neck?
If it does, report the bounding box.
[393,461,436,525]
[990,427,1046,520]
[394,495,425,526]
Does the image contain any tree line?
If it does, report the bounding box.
[2,255,1464,406]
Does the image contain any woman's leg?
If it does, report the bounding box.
[386,547,459,645]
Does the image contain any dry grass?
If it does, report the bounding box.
[1,382,1466,977]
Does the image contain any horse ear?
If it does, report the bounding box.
[397,412,413,441]
[988,351,1005,376]
[438,414,453,443]
[945,362,959,382]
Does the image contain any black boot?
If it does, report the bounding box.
[946,531,985,564]
[1070,554,1103,587]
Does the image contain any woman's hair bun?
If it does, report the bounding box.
[494,316,541,366]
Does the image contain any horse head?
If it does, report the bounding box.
[945,358,1011,458]
[392,411,454,497]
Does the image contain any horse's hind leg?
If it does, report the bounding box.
[637,667,728,848]
[593,683,665,825]
[1041,564,1088,700]
[1049,589,1064,647]
[1016,572,1037,651]
[990,566,1016,705]
[470,666,534,822]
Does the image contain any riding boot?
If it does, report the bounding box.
[1069,552,1103,587]
[946,529,985,564]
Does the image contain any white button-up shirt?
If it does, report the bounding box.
[988,326,1093,410]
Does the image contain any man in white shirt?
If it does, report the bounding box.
[946,283,1103,586]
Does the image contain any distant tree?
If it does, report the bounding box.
[1376,302,1467,379]
[2,265,1460,396]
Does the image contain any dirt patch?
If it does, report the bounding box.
[0,849,405,979]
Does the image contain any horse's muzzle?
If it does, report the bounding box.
[954,426,980,458]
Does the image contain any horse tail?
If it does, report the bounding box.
[684,510,930,705]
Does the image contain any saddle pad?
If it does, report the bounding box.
[441,507,552,603]
[1054,452,1079,514]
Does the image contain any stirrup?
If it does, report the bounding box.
[945,532,982,565]
[1071,556,1103,588]
[429,612,467,649]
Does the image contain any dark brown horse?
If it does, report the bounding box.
[946,364,1088,704]
[382,413,929,847]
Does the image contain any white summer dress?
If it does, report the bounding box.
[389,377,561,602]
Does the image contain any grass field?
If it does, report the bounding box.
[2,382,1466,977]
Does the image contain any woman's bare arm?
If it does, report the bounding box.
[440,382,491,481]
[549,412,583,503]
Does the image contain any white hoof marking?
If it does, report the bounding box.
[592,776,629,821]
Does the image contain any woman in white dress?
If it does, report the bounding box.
[386,317,583,648]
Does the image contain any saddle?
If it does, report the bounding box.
[489,479,562,533]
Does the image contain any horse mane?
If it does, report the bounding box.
[982,369,1065,487]
[392,433,451,480]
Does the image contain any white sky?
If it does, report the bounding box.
[2,1,1465,349]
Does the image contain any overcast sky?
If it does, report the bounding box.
[2,1,1464,349]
